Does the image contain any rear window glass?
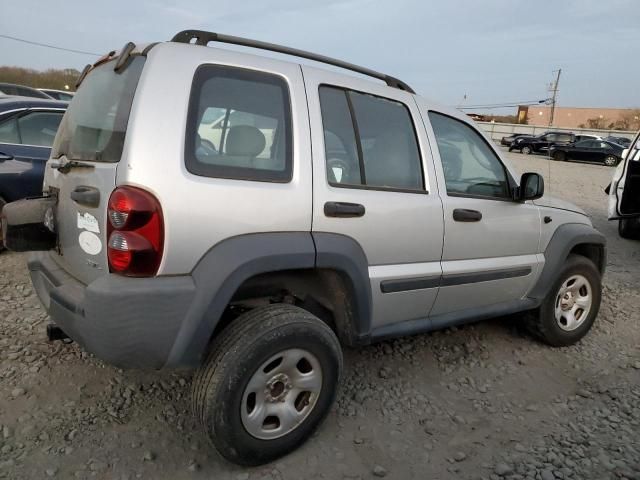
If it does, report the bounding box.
[51,56,145,162]
[185,65,292,182]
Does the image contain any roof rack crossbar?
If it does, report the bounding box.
[171,30,414,94]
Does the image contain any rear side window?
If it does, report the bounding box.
[185,65,292,182]
[18,112,63,146]
[318,86,423,191]
[0,117,19,144]
[51,56,145,162]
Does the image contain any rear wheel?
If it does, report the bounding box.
[527,255,601,347]
[521,146,532,155]
[604,155,618,167]
[192,304,342,466]
[553,151,566,161]
[619,217,640,240]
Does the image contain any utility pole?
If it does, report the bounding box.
[548,69,562,127]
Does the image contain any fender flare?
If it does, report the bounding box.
[528,223,606,301]
[164,232,372,367]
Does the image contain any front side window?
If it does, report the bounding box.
[186,65,292,182]
[429,112,510,199]
[318,86,423,191]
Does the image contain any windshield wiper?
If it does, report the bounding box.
[49,160,95,174]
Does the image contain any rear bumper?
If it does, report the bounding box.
[29,251,196,369]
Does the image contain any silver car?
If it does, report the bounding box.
[2,30,606,465]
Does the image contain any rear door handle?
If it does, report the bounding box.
[0,152,13,162]
[453,208,482,222]
[324,201,365,218]
[70,186,100,208]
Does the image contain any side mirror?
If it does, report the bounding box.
[517,172,544,201]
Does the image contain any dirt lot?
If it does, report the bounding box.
[1,151,638,480]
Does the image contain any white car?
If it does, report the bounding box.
[608,135,640,238]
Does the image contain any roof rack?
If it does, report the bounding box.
[171,30,415,94]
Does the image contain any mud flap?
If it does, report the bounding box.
[1,197,57,251]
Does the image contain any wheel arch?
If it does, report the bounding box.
[528,223,606,302]
[164,232,372,368]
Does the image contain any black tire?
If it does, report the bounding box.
[619,217,640,240]
[521,145,532,155]
[527,254,601,347]
[192,304,342,466]
[0,197,6,252]
[604,155,618,167]
[552,151,566,161]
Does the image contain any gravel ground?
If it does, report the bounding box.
[0,151,638,480]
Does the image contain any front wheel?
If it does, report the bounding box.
[521,146,532,155]
[527,254,601,347]
[192,304,342,466]
[604,155,618,167]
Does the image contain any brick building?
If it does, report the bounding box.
[522,106,640,130]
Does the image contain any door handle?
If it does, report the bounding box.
[70,186,100,208]
[0,152,13,162]
[324,201,365,218]
[453,208,482,222]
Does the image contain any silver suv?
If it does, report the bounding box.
[2,30,606,465]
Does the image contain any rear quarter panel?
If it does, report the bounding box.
[117,43,313,275]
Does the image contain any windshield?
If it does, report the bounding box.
[51,56,145,162]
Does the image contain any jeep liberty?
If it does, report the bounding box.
[1,30,606,465]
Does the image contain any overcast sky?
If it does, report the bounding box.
[1,0,638,111]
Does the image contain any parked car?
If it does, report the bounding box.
[38,88,75,101]
[2,30,606,466]
[38,88,74,102]
[509,131,575,154]
[608,137,640,239]
[0,83,53,99]
[500,133,533,146]
[605,136,632,148]
[550,140,624,166]
[574,134,602,142]
[0,97,67,232]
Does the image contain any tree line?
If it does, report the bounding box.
[0,66,81,91]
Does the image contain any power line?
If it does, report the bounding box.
[0,34,101,57]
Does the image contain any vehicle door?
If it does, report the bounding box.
[571,140,595,161]
[420,109,543,321]
[303,66,444,331]
[0,109,64,201]
[537,133,555,153]
[609,134,640,218]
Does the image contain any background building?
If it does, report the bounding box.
[523,105,640,130]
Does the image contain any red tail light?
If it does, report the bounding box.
[107,186,163,276]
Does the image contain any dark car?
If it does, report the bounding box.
[38,88,75,101]
[549,140,624,166]
[604,136,632,148]
[0,83,53,99]
[500,133,533,146]
[509,131,575,154]
[0,96,67,215]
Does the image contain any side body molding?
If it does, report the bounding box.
[528,222,606,301]
[165,232,373,367]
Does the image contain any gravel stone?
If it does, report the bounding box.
[372,465,388,477]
